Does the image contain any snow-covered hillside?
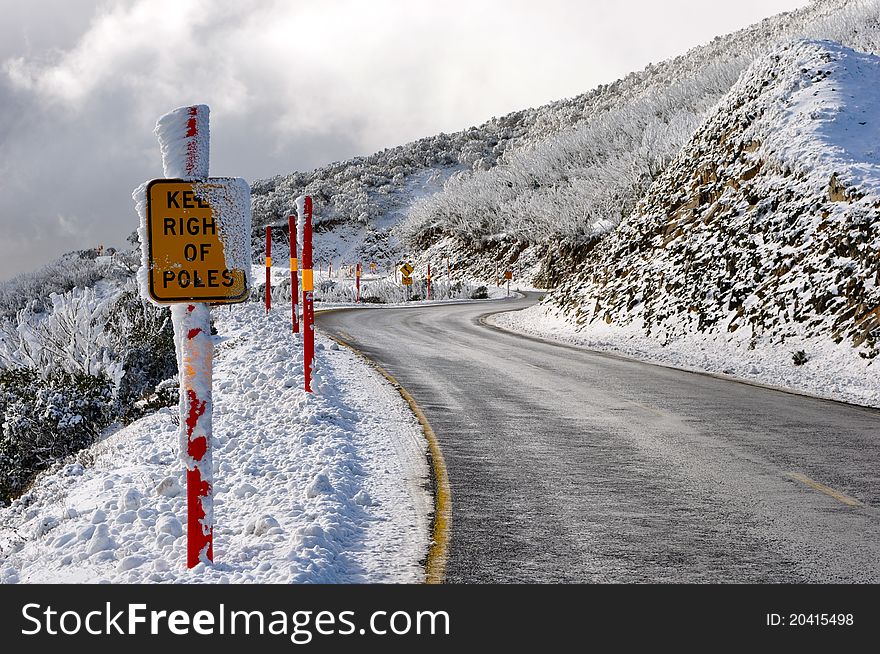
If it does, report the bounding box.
[498,39,880,407]
[247,1,880,285]
[0,305,431,583]
[397,0,880,281]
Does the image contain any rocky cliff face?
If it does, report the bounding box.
[551,40,880,361]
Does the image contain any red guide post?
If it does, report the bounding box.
[265,226,272,313]
[289,215,299,334]
[356,262,361,303]
[427,262,431,300]
[302,197,314,393]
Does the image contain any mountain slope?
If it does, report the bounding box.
[249,1,880,280]
[498,39,880,406]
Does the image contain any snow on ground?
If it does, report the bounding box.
[0,302,430,583]
[490,302,880,409]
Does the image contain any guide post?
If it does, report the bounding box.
[298,196,315,392]
[265,226,272,314]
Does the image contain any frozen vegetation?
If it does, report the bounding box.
[496,39,880,407]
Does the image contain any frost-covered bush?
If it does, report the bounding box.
[313,276,476,304]
[0,249,131,323]
[103,284,176,416]
[0,276,177,499]
[0,368,114,501]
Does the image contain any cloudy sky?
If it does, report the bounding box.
[0,0,809,281]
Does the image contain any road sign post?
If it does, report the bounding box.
[400,262,414,302]
[504,270,513,297]
[265,226,272,314]
[298,196,315,393]
[289,215,299,334]
[137,104,251,569]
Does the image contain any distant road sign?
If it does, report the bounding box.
[402,275,414,286]
[504,270,513,280]
[146,179,249,303]
[400,262,414,276]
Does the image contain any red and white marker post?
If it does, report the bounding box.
[289,215,299,334]
[356,262,361,303]
[427,263,431,300]
[265,226,272,314]
[299,196,315,393]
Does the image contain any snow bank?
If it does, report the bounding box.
[0,305,430,583]
[491,303,880,408]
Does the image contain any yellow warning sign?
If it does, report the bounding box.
[400,262,414,276]
[504,270,513,280]
[401,275,413,286]
[146,179,248,304]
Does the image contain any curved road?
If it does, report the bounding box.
[317,293,880,583]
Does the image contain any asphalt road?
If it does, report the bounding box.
[317,293,880,583]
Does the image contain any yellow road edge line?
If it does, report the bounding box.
[785,472,862,507]
[327,334,451,584]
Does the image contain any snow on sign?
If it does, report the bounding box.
[145,178,250,303]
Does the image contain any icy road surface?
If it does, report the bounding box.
[318,293,880,582]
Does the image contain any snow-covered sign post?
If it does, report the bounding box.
[134,104,251,569]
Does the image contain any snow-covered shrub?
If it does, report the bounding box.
[314,276,477,304]
[0,249,129,323]
[103,283,176,417]
[0,368,114,501]
[0,287,116,379]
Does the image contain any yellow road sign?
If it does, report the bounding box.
[400,262,414,276]
[402,275,413,286]
[146,179,249,304]
[504,270,513,280]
